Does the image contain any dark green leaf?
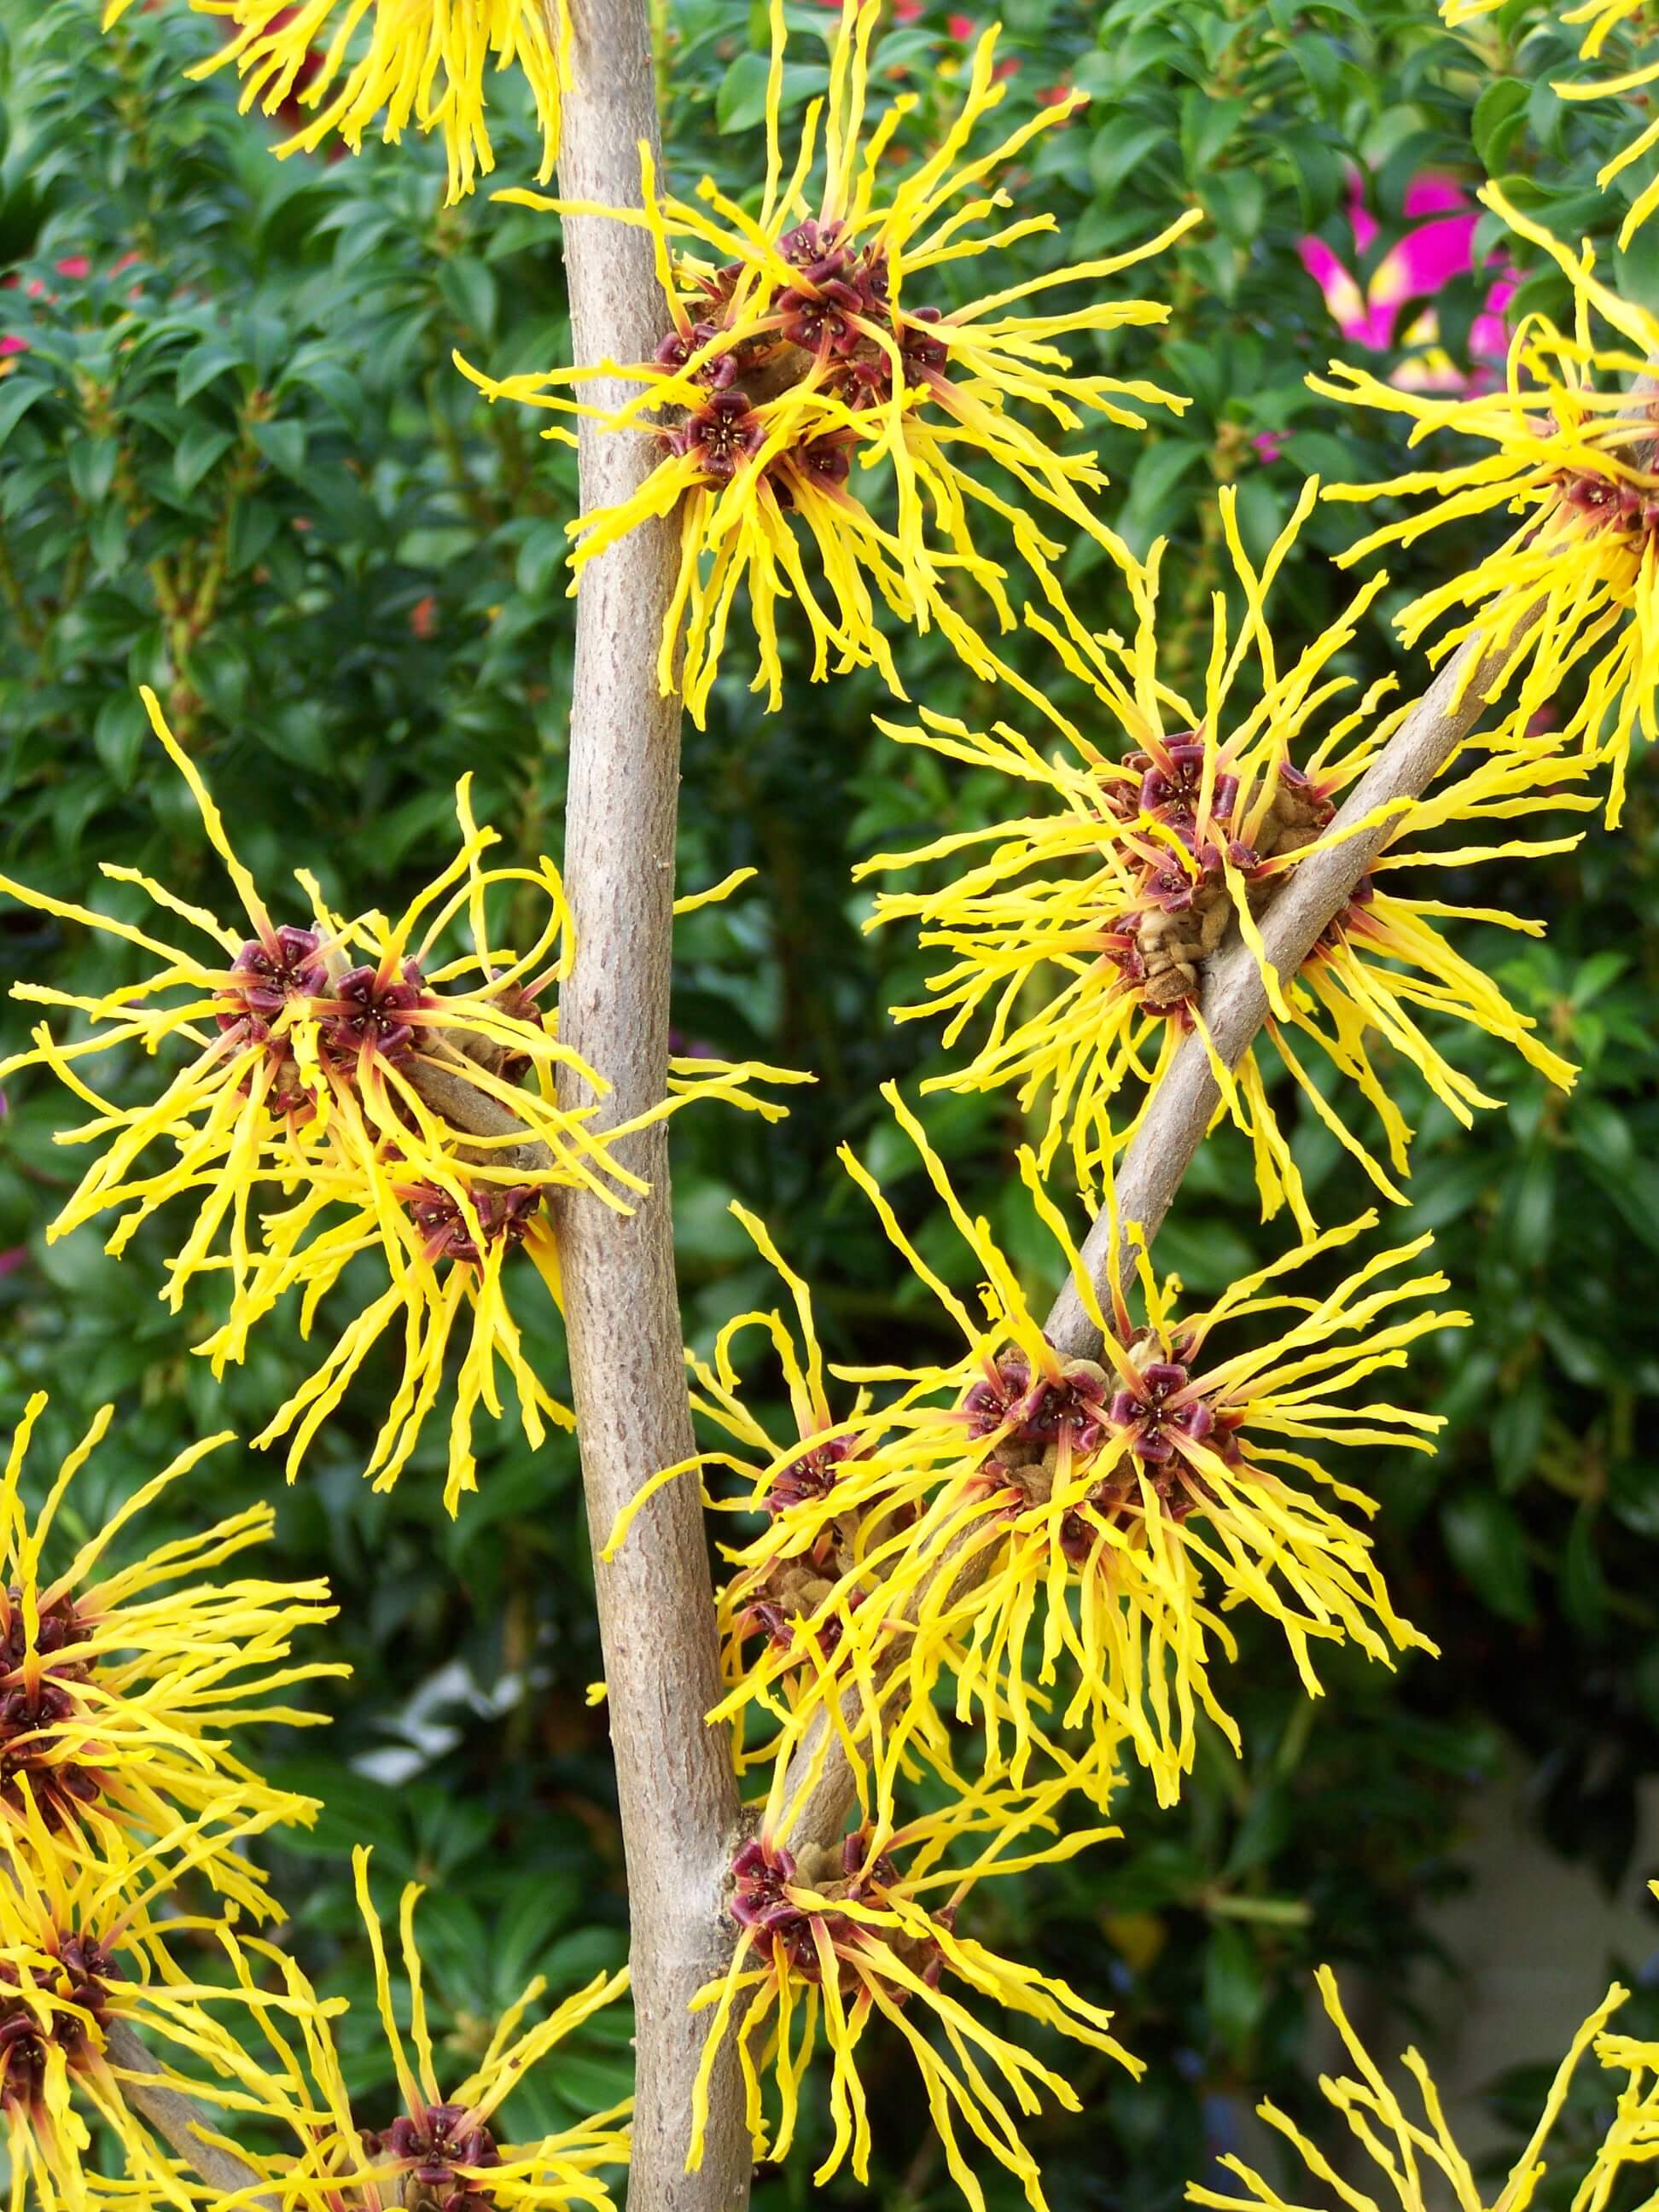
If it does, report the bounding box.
[1441,1492,1535,1625]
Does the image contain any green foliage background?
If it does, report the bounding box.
[0,0,1656,2202]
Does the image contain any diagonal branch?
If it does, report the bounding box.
[1045,612,1543,1355]
[103,2020,281,2207]
[546,3,749,2208]
[405,1041,557,1174]
[771,610,1542,1859]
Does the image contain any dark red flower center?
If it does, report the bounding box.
[0,2010,50,2115]
[772,434,856,512]
[654,317,734,385]
[745,1597,850,1660]
[219,924,328,1023]
[731,1837,820,1970]
[962,1351,1033,1439]
[0,1678,104,1827]
[779,218,847,279]
[1022,1371,1109,1457]
[321,959,430,1062]
[400,1184,543,1267]
[46,1934,119,2060]
[1107,1359,1209,1464]
[765,1434,856,1516]
[777,278,865,358]
[0,1925,118,2110]
[800,435,852,486]
[1,1589,88,1679]
[1125,736,1237,828]
[963,1349,1108,1457]
[729,1834,950,1994]
[653,230,951,497]
[897,306,947,377]
[373,2104,502,2210]
[684,389,765,480]
[1557,466,1659,540]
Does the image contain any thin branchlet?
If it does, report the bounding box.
[102,2020,282,2208]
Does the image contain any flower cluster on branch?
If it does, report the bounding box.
[862,488,1591,1225]
[1315,189,1659,824]
[105,0,571,201]
[0,1394,341,1916]
[461,0,1196,723]
[592,1078,1482,2191]
[693,1782,1134,2205]
[0,1398,633,2208]
[643,1090,1459,1820]
[0,690,802,1511]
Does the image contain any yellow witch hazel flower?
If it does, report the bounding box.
[863,487,1589,1228]
[1582,1921,1659,2186]
[1189,1965,1630,2212]
[877,1187,1457,1808]
[0,689,803,1511]
[0,1394,342,1918]
[1554,4,1659,248]
[691,1775,1137,2210]
[1443,0,1659,248]
[855,1103,1455,1806]
[102,0,570,203]
[607,1194,1117,1813]
[241,1846,630,2209]
[0,1799,346,2210]
[458,0,1197,724]
[620,1087,1454,1813]
[1312,187,1659,824]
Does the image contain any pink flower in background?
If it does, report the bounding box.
[1299,172,1513,394]
[5,253,95,312]
[813,9,1033,83]
[0,250,152,363]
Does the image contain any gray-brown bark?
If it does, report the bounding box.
[1043,615,1541,1355]
[550,1,749,2205]
[103,2020,280,2207]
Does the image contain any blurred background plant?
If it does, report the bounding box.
[0,0,1656,2203]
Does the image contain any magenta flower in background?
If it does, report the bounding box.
[1,252,125,364]
[1298,172,1514,394]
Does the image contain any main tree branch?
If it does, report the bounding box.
[549,3,748,2208]
[772,610,1542,1859]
